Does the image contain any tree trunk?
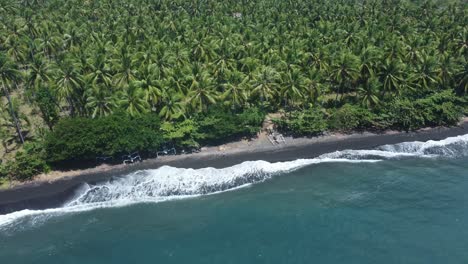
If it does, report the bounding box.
[2,85,25,144]
[67,97,75,117]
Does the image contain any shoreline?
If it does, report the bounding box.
[0,120,467,214]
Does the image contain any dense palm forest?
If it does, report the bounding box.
[0,0,467,181]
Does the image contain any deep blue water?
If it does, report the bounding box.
[1,136,468,264]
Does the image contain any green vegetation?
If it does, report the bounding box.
[0,0,467,181]
[275,108,328,136]
[196,107,265,144]
[44,107,263,165]
[1,142,49,181]
[276,91,466,134]
[384,91,465,130]
[45,113,163,164]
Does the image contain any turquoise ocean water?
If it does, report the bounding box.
[1,134,468,264]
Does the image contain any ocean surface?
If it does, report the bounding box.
[1,134,468,264]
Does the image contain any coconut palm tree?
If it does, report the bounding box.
[330,52,360,99]
[159,91,186,121]
[437,54,459,89]
[250,66,280,104]
[137,64,162,109]
[186,70,218,113]
[221,70,247,109]
[54,59,83,116]
[378,58,405,96]
[358,77,381,108]
[0,0,466,148]
[118,81,150,117]
[304,69,324,105]
[0,54,24,143]
[85,84,117,118]
[281,68,309,107]
[27,55,52,91]
[112,46,138,89]
[410,53,440,91]
[455,58,468,95]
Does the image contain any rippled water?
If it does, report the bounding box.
[1,135,467,263]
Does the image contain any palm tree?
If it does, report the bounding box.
[437,54,459,89]
[0,0,466,148]
[0,54,24,143]
[112,46,138,89]
[304,69,324,105]
[359,45,381,82]
[118,81,150,116]
[27,55,52,91]
[191,37,218,62]
[5,34,28,63]
[330,52,360,100]
[309,50,330,73]
[85,84,117,118]
[34,24,61,59]
[85,54,113,88]
[0,95,31,149]
[159,91,186,120]
[454,27,467,56]
[62,24,84,51]
[383,37,404,60]
[171,42,190,66]
[455,58,468,95]
[250,66,280,104]
[281,68,309,107]
[212,54,237,81]
[410,53,440,91]
[378,58,405,96]
[186,70,218,113]
[164,68,189,95]
[54,59,83,116]
[137,64,162,109]
[357,77,381,108]
[221,70,247,109]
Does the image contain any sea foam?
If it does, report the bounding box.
[1,133,467,230]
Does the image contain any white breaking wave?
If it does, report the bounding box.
[0,158,377,229]
[1,133,467,229]
[320,134,468,160]
[379,133,468,157]
[66,158,381,206]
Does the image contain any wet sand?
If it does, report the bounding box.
[0,120,467,214]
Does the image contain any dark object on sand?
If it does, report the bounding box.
[267,129,286,145]
[122,152,142,164]
[181,147,201,154]
[155,147,177,157]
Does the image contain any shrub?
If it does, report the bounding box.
[385,98,426,131]
[328,104,376,131]
[45,109,265,164]
[381,91,464,131]
[275,108,328,136]
[45,113,163,164]
[0,164,7,179]
[4,142,50,181]
[35,86,60,130]
[414,90,463,126]
[237,107,266,135]
[196,107,265,144]
[161,119,201,149]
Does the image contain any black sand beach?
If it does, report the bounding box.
[0,121,467,214]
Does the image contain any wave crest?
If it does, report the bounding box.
[66,159,373,207]
[379,134,468,157]
[1,133,467,229]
